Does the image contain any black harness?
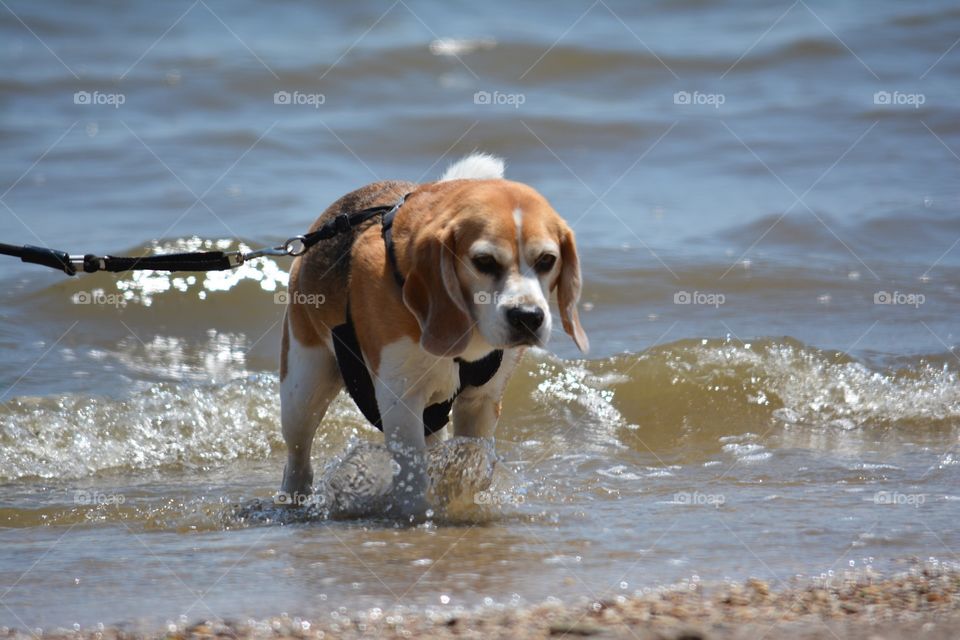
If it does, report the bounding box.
[330,196,503,436]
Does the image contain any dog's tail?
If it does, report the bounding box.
[439,152,505,181]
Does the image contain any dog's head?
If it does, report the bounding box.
[401,179,588,358]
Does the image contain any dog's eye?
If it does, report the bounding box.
[471,254,501,275]
[534,253,557,273]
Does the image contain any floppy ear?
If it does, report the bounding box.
[402,227,474,357]
[557,227,589,353]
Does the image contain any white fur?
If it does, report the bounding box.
[452,347,523,439]
[493,270,552,345]
[279,320,343,497]
[463,230,557,350]
[373,337,460,516]
[440,152,505,181]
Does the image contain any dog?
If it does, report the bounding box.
[278,153,588,517]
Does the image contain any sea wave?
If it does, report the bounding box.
[2,335,957,482]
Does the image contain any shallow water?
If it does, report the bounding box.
[2,0,960,631]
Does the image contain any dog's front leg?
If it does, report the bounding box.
[373,379,430,519]
[451,388,500,439]
[452,347,522,439]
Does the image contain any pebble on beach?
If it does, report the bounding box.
[7,562,960,640]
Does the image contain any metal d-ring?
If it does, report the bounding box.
[283,235,308,256]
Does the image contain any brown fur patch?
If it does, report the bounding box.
[286,180,415,350]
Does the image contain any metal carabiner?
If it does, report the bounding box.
[283,235,308,256]
[241,245,287,262]
[239,235,309,264]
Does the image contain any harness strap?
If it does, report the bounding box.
[299,198,406,254]
[330,192,504,433]
[332,309,503,436]
[380,198,406,288]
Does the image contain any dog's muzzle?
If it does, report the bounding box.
[506,305,545,344]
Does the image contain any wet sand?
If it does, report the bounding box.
[8,563,958,640]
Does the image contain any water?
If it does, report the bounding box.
[2,0,960,631]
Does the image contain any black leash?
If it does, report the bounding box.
[0,197,407,277]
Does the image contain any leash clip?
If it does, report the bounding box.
[283,235,308,256]
[238,235,307,263]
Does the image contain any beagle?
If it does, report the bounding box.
[278,153,588,517]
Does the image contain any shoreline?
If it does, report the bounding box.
[7,564,959,640]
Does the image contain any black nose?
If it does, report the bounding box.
[506,306,544,333]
